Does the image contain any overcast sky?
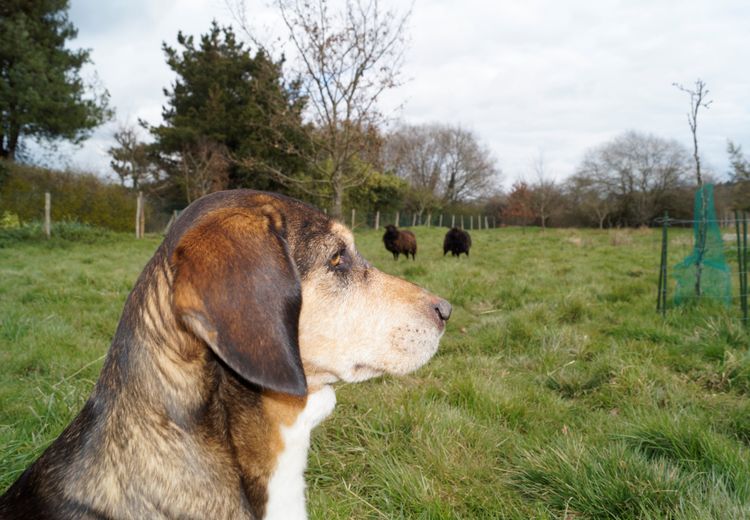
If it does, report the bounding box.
[47,0,750,189]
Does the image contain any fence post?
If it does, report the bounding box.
[375,211,380,230]
[351,208,356,230]
[395,211,400,227]
[744,212,748,327]
[439,214,443,227]
[44,192,51,239]
[451,215,455,228]
[738,211,748,327]
[135,191,142,238]
[742,211,748,327]
[470,215,473,230]
[140,195,145,238]
[485,216,489,229]
[427,213,431,228]
[478,215,482,230]
[657,211,669,316]
[461,215,464,229]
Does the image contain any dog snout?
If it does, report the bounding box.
[433,298,452,325]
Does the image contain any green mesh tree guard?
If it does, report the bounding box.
[674,184,732,305]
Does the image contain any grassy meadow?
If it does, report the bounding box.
[1,225,749,518]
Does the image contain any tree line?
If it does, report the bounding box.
[2,1,748,228]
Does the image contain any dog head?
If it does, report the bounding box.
[169,191,450,395]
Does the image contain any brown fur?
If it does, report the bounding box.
[0,190,450,520]
[382,224,417,260]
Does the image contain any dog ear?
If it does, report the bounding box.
[171,205,306,396]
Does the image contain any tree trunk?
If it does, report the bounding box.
[4,125,20,161]
[331,181,344,220]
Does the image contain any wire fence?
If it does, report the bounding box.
[655,211,748,327]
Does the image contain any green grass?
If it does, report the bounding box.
[1,226,749,518]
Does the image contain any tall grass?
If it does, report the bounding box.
[1,225,748,518]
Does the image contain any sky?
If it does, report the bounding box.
[42,0,750,190]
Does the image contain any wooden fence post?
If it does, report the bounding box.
[44,192,51,239]
[395,211,400,227]
[460,215,464,229]
[135,191,142,238]
[470,215,473,230]
[411,213,417,226]
[351,208,356,230]
[478,215,482,230]
[439,214,443,227]
[375,211,380,230]
[427,213,431,228]
[451,215,456,228]
[485,216,489,229]
[140,195,145,238]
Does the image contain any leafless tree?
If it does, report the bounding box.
[728,140,750,210]
[564,173,616,229]
[673,79,712,186]
[178,138,230,203]
[230,0,410,218]
[575,130,691,226]
[529,153,561,230]
[383,123,500,209]
[674,79,713,297]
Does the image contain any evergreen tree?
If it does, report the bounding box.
[727,140,750,182]
[149,21,308,196]
[0,0,111,160]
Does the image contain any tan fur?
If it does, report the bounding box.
[297,225,443,388]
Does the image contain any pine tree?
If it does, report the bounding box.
[0,0,111,160]
[149,21,308,197]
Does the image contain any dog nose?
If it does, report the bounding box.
[434,299,452,322]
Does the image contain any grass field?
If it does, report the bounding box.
[1,225,749,518]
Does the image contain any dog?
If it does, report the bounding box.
[443,227,471,257]
[0,190,451,519]
[382,224,417,260]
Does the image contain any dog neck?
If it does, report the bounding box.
[263,386,336,520]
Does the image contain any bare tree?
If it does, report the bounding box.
[383,123,500,209]
[178,139,230,203]
[564,173,616,229]
[727,140,750,182]
[575,131,691,226]
[529,153,560,230]
[503,180,534,227]
[728,140,750,211]
[230,0,410,218]
[674,79,713,297]
[673,79,712,186]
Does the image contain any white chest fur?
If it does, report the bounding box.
[263,385,337,520]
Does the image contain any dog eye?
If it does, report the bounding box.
[329,249,349,272]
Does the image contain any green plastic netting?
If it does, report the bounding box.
[673,184,732,306]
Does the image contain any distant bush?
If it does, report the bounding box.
[0,221,115,248]
[0,161,149,232]
[1,211,21,229]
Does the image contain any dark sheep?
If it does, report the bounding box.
[383,224,417,260]
[443,227,472,257]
